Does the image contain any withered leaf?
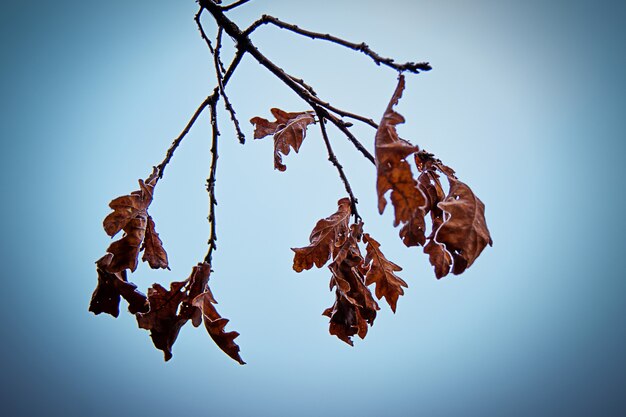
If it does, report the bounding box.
[141,215,169,270]
[180,262,212,328]
[363,233,407,313]
[292,197,351,272]
[323,223,379,345]
[135,263,213,361]
[89,254,148,317]
[137,281,189,361]
[424,237,452,279]
[435,177,493,275]
[250,108,315,171]
[102,171,169,272]
[193,291,246,365]
[374,75,425,227]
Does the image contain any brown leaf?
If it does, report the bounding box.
[193,291,246,365]
[89,254,148,317]
[435,177,493,275]
[141,215,169,270]
[102,171,169,272]
[136,281,188,361]
[292,198,351,272]
[135,262,213,361]
[323,223,379,345]
[180,262,212,328]
[363,233,407,313]
[375,75,425,227]
[424,237,452,279]
[250,108,315,171]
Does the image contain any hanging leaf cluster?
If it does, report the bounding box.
[90,0,492,363]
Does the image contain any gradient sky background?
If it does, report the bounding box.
[1,0,625,416]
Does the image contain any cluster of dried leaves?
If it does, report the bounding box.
[92,1,492,362]
[251,75,492,345]
[89,169,245,364]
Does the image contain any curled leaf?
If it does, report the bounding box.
[250,108,315,171]
[102,170,169,272]
[136,263,218,362]
[363,233,407,313]
[193,292,246,365]
[137,281,189,361]
[141,216,169,270]
[323,224,379,345]
[435,177,493,275]
[89,254,148,317]
[292,198,351,272]
[374,75,425,226]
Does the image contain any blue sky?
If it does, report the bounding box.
[1,1,625,416]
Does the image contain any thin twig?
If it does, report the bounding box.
[316,109,361,222]
[220,0,251,12]
[153,49,245,184]
[200,1,377,163]
[288,74,317,96]
[195,8,226,74]
[244,15,432,74]
[204,98,220,264]
[155,96,213,182]
[213,26,246,144]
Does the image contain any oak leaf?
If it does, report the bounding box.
[141,215,169,270]
[136,281,189,361]
[374,75,425,227]
[193,291,246,365]
[250,108,315,171]
[435,177,493,275]
[89,254,148,317]
[363,233,407,313]
[102,170,169,272]
[323,224,379,345]
[292,197,351,272]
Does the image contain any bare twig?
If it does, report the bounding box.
[244,15,432,74]
[199,1,377,162]
[154,96,213,182]
[204,97,220,264]
[316,109,361,222]
[153,48,245,185]
[195,8,225,74]
[220,0,251,12]
[213,27,246,144]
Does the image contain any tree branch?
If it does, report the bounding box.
[220,0,251,12]
[213,26,246,144]
[154,96,213,182]
[244,14,432,74]
[199,0,376,162]
[204,97,220,265]
[316,109,361,222]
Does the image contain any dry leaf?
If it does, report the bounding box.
[435,176,493,275]
[363,233,407,313]
[250,108,315,171]
[136,281,189,361]
[292,198,351,272]
[102,170,169,272]
[323,223,379,345]
[193,291,246,365]
[89,254,148,317]
[374,75,425,226]
[141,215,169,270]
